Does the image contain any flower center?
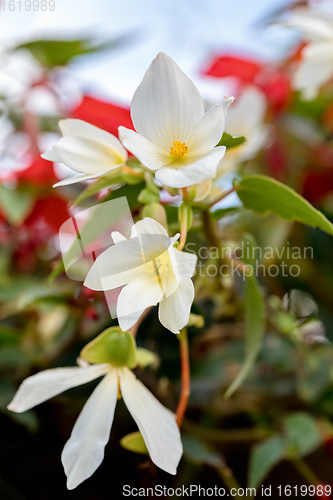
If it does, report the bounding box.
[170,141,188,158]
[145,253,169,281]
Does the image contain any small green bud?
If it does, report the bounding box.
[136,347,159,368]
[138,188,160,205]
[142,203,168,230]
[188,313,205,328]
[120,431,148,455]
[80,327,137,368]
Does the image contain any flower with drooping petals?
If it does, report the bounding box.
[8,328,182,490]
[84,217,197,334]
[41,119,128,187]
[118,52,234,189]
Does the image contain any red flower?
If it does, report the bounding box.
[203,54,291,111]
[14,156,58,187]
[204,54,260,84]
[24,193,70,233]
[70,95,134,137]
[302,169,333,206]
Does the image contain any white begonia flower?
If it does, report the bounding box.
[118,52,234,189]
[84,217,197,334]
[41,119,128,187]
[218,86,270,175]
[280,7,333,94]
[8,355,182,489]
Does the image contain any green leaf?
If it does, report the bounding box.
[283,413,322,457]
[120,431,148,455]
[14,34,131,68]
[183,435,224,468]
[225,236,265,397]
[236,175,333,235]
[71,169,123,207]
[0,185,34,226]
[248,436,286,489]
[212,207,240,221]
[217,132,246,149]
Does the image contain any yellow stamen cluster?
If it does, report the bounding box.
[170,141,188,158]
[145,253,169,281]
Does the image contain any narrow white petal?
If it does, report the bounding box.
[158,279,195,333]
[62,370,118,490]
[118,127,168,171]
[117,272,165,326]
[59,119,127,160]
[119,368,182,474]
[169,248,197,283]
[130,52,205,150]
[53,136,123,175]
[7,364,110,413]
[188,104,226,155]
[156,147,226,188]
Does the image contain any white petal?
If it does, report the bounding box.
[7,364,110,413]
[53,165,122,187]
[118,127,168,170]
[294,42,333,91]
[188,103,226,155]
[235,124,271,162]
[194,179,212,201]
[280,8,333,42]
[59,119,127,160]
[130,52,205,151]
[62,370,118,490]
[133,217,169,237]
[169,248,197,283]
[118,308,145,331]
[155,147,226,188]
[119,367,182,474]
[53,136,124,175]
[158,279,195,333]
[85,231,170,292]
[84,239,147,291]
[117,272,165,326]
[41,148,61,162]
[226,86,267,137]
[111,231,127,243]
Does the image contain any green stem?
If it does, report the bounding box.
[292,458,321,485]
[217,465,243,499]
[209,186,236,208]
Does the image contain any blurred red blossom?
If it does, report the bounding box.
[203,54,291,111]
[70,95,134,137]
[14,156,58,187]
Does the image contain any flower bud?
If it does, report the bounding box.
[80,327,137,368]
